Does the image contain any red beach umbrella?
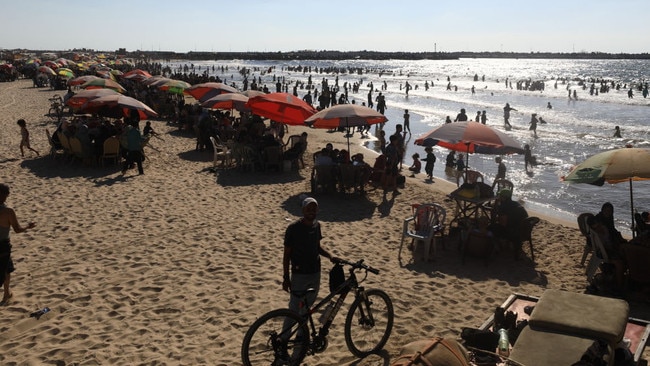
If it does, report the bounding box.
[81,94,158,120]
[66,88,120,109]
[245,92,317,125]
[184,82,239,102]
[68,75,101,86]
[80,78,126,93]
[305,104,387,152]
[414,121,524,155]
[38,66,56,76]
[201,93,250,112]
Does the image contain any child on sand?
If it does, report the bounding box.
[16,119,39,157]
[408,153,421,177]
[422,147,436,180]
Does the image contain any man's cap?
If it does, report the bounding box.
[302,197,318,208]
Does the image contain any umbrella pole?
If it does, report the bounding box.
[630,178,636,238]
[346,117,351,154]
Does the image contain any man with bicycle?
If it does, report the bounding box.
[282,197,337,316]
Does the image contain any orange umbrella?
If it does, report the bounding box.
[245,92,317,125]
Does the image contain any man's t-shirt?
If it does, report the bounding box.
[285,220,322,274]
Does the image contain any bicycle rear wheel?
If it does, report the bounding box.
[344,288,394,358]
[241,309,310,366]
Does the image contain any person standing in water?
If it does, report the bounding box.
[403,109,411,134]
[529,113,539,138]
[613,126,622,138]
[503,103,516,129]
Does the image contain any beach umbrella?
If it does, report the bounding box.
[185,82,239,102]
[414,121,525,178]
[563,146,650,237]
[156,79,191,94]
[245,92,317,125]
[80,78,126,93]
[81,94,158,120]
[241,90,266,98]
[43,61,59,70]
[57,68,75,78]
[305,104,387,152]
[68,75,101,86]
[38,66,56,76]
[65,88,120,109]
[201,93,250,112]
[123,69,152,79]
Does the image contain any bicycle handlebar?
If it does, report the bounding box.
[333,258,380,275]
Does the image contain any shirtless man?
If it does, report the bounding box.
[0,183,36,305]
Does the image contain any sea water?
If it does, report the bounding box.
[163,58,650,235]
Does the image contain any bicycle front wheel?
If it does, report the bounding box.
[241,309,310,366]
[344,288,394,357]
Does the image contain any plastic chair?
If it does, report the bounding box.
[209,136,231,169]
[399,203,446,262]
[457,169,484,187]
[100,136,121,166]
[577,213,594,266]
[586,228,611,283]
[262,145,282,172]
[491,178,514,194]
[520,216,540,262]
[311,165,336,194]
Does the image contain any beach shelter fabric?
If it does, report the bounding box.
[563,147,650,236]
[240,90,266,98]
[414,121,525,155]
[66,88,120,109]
[81,94,158,120]
[305,104,387,151]
[37,66,56,76]
[201,93,250,112]
[68,75,101,86]
[80,78,126,93]
[184,82,239,103]
[123,69,152,79]
[245,92,317,125]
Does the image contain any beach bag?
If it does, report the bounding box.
[329,263,345,292]
[460,327,499,352]
[391,337,471,366]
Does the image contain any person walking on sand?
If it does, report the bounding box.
[121,121,146,175]
[282,197,337,322]
[0,183,36,305]
[16,119,39,157]
[503,103,516,129]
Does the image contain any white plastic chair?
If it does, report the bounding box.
[399,203,446,262]
[209,136,231,169]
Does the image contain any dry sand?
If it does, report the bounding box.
[1,79,648,365]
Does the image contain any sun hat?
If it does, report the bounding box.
[302,197,318,208]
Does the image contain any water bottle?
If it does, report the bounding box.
[497,328,510,357]
[319,301,335,324]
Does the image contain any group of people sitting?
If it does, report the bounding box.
[310,144,374,194]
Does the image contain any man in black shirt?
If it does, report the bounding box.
[283,197,336,315]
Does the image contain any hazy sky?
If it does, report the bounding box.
[2,0,648,54]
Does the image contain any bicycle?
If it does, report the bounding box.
[48,95,64,122]
[241,259,394,366]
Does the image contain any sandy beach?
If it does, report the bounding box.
[1,78,649,365]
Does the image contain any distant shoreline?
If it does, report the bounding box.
[4,49,650,61]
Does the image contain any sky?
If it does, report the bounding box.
[1,0,649,54]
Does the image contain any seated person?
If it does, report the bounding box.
[587,215,626,288]
[314,148,334,166]
[488,189,528,257]
[634,211,650,238]
[352,153,372,189]
[595,202,627,244]
[408,153,422,177]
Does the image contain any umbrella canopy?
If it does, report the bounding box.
[201,93,250,112]
[414,121,525,155]
[241,90,266,98]
[66,88,120,109]
[563,147,650,236]
[156,79,191,94]
[38,66,56,75]
[305,104,387,151]
[80,78,126,93]
[245,92,317,125]
[68,75,101,86]
[185,82,239,102]
[123,69,152,79]
[57,68,75,78]
[81,94,158,120]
